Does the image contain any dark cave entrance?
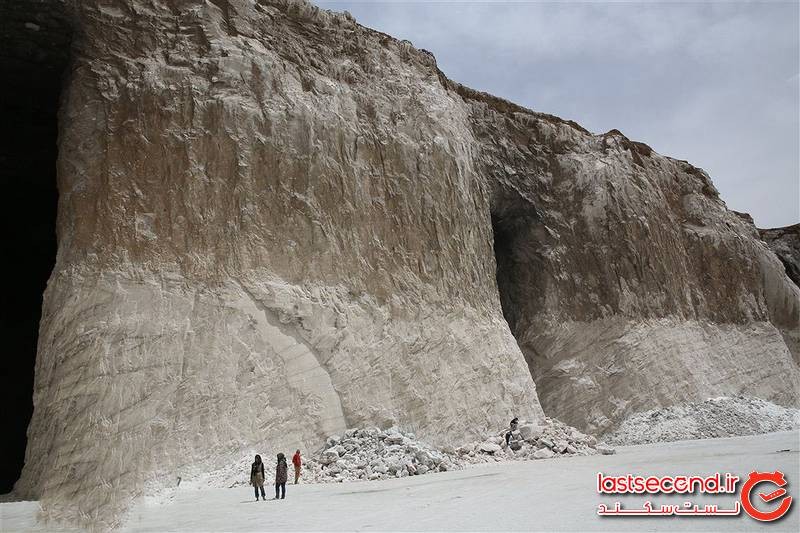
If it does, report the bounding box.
[492,212,523,333]
[0,4,71,493]
[490,190,544,376]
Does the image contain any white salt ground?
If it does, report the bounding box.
[3,431,798,532]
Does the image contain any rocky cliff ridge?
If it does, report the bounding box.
[759,224,800,288]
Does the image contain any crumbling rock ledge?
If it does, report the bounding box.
[759,224,800,288]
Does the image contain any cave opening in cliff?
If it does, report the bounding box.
[0,4,71,493]
[490,191,543,378]
[492,213,522,333]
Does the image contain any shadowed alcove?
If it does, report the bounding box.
[490,187,546,379]
[0,1,71,493]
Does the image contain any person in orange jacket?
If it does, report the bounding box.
[292,449,302,484]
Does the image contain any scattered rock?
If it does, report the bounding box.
[303,419,602,482]
[519,424,543,440]
[479,442,502,454]
[319,449,339,465]
[603,396,800,446]
[304,427,456,483]
[203,419,603,489]
[533,448,555,459]
[596,445,616,455]
[384,433,404,445]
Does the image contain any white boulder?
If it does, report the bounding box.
[479,442,502,454]
[519,424,543,440]
[533,448,555,459]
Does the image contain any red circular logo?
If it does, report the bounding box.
[740,471,793,522]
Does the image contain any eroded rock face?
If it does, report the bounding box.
[15,1,542,528]
[470,103,800,434]
[13,0,798,528]
[760,224,800,288]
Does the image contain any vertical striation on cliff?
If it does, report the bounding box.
[456,89,800,433]
[16,1,542,528]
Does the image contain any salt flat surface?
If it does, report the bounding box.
[3,431,798,532]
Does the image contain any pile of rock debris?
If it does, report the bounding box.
[302,427,455,483]
[304,418,613,483]
[602,396,800,445]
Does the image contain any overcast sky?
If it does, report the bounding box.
[315,0,799,228]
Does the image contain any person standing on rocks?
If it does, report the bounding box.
[292,449,302,484]
[250,454,266,501]
[275,453,288,499]
[505,417,519,446]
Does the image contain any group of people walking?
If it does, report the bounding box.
[250,450,303,501]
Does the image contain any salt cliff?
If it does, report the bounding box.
[9,0,799,529]
[760,224,800,288]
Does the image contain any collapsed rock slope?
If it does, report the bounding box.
[179,420,609,491]
[603,396,800,445]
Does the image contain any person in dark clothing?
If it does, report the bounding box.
[505,417,519,445]
[275,453,288,499]
[250,454,266,501]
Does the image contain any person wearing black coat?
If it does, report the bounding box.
[505,417,519,445]
[250,454,266,501]
[275,453,288,500]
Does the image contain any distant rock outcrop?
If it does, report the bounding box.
[8,0,798,529]
[475,114,800,435]
[760,224,800,288]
